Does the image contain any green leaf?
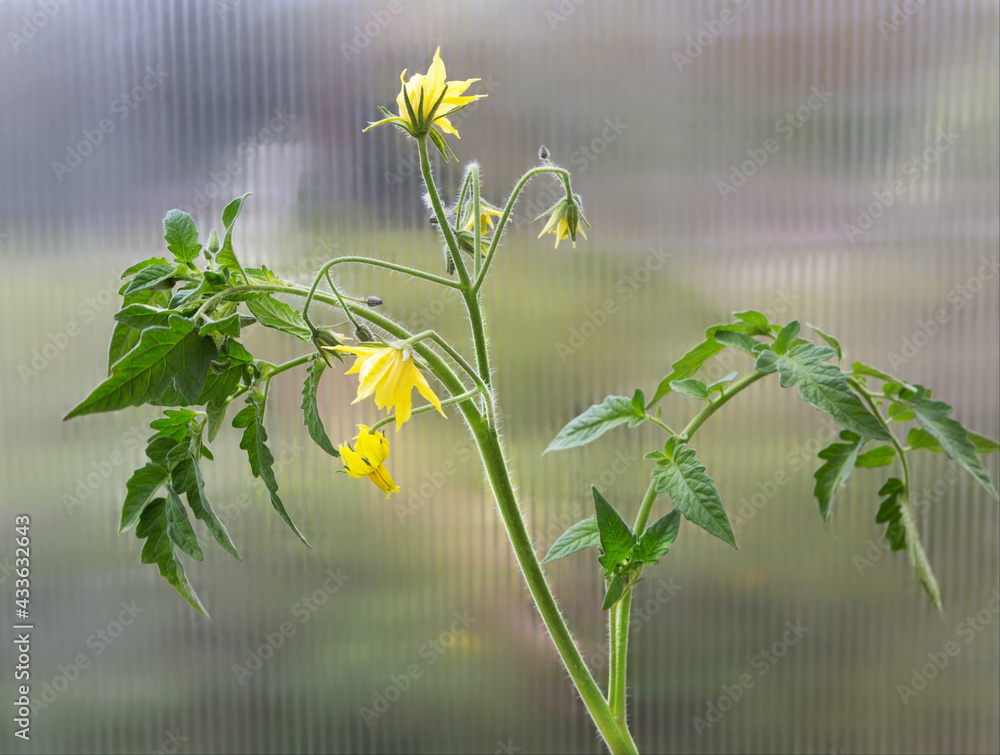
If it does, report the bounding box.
[541,517,600,564]
[545,396,641,453]
[874,477,907,551]
[245,296,312,342]
[198,312,242,338]
[633,510,681,565]
[908,427,1000,455]
[813,431,864,526]
[651,441,736,549]
[592,486,636,572]
[120,256,170,279]
[123,264,179,296]
[807,323,842,362]
[135,497,208,616]
[850,361,914,393]
[107,322,141,375]
[119,462,169,532]
[903,397,999,500]
[205,401,229,443]
[855,445,896,468]
[773,321,801,355]
[301,360,339,457]
[233,394,310,546]
[66,315,218,419]
[649,321,764,405]
[733,310,772,334]
[755,343,892,441]
[149,408,197,441]
[163,210,201,265]
[706,372,738,393]
[170,451,241,560]
[115,304,180,330]
[714,330,763,356]
[873,477,941,610]
[631,388,645,416]
[164,487,203,561]
[216,194,250,280]
[670,379,710,401]
[602,572,628,611]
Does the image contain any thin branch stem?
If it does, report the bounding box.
[418,136,471,288]
[368,386,485,434]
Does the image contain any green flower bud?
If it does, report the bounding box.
[312,328,346,367]
[207,229,221,253]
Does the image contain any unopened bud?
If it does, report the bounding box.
[354,324,374,343]
[312,328,346,367]
[207,228,221,253]
[365,296,383,308]
[538,145,550,161]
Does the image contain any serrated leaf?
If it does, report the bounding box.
[592,487,636,571]
[850,361,914,392]
[807,323,842,362]
[633,510,681,565]
[873,477,941,610]
[669,378,709,401]
[198,312,242,338]
[233,395,310,546]
[733,310,772,334]
[66,315,218,419]
[908,427,1000,455]
[123,264,179,296]
[813,432,864,526]
[773,321,801,355]
[855,445,896,468]
[135,496,208,616]
[651,442,736,548]
[149,408,197,441]
[542,517,600,564]
[216,194,250,281]
[163,210,201,264]
[115,304,181,330]
[245,295,312,342]
[301,360,339,457]
[164,486,203,561]
[545,396,641,453]
[903,397,999,500]
[602,572,628,611]
[714,330,763,356]
[119,462,169,532]
[874,478,907,549]
[171,451,241,560]
[755,343,892,441]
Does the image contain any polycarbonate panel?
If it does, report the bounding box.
[1,1,998,753]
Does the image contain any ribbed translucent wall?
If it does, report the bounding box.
[1,2,997,753]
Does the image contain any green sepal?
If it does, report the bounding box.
[755,343,892,441]
[163,209,201,265]
[592,486,636,572]
[541,517,600,564]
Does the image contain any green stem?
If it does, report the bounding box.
[368,386,485,434]
[418,136,471,288]
[392,329,485,393]
[470,163,483,280]
[609,590,632,725]
[645,415,675,436]
[467,416,638,755]
[679,371,767,440]
[473,166,572,294]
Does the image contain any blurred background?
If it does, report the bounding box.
[1,1,998,753]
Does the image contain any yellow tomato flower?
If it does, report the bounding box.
[332,345,446,429]
[338,425,399,497]
[461,202,503,234]
[536,195,591,249]
[364,47,485,140]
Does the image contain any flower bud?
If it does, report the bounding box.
[312,328,346,367]
[354,324,374,343]
[366,296,383,308]
[207,229,221,253]
[538,145,550,161]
